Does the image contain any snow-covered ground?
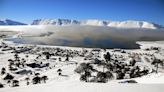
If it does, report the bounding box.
[1,82,164,92]
[0,28,164,92]
[0,40,164,91]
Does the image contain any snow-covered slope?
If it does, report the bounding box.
[31,19,163,29]
[80,20,108,26]
[0,19,26,25]
[107,21,158,29]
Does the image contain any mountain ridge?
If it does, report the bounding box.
[31,19,164,29]
[0,18,163,29]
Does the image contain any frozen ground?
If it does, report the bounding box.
[0,27,164,92]
[0,82,164,92]
[0,40,164,92]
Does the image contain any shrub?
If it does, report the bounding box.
[4,73,14,80]
[0,83,4,88]
[96,71,113,83]
[74,63,93,74]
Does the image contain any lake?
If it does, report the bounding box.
[2,25,164,49]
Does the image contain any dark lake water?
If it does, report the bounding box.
[5,37,140,49]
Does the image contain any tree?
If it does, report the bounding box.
[35,73,40,76]
[14,54,19,61]
[152,59,163,73]
[116,71,125,80]
[46,54,50,60]
[101,62,106,73]
[130,59,136,66]
[105,71,114,80]
[75,63,94,82]
[7,80,11,86]
[97,72,107,83]
[80,74,87,82]
[4,73,14,80]
[25,55,29,58]
[0,83,4,88]
[59,57,61,61]
[8,59,14,63]
[104,52,111,63]
[57,69,62,75]
[1,67,6,75]
[75,63,93,74]
[84,71,91,82]
[41,76,48,83]
[96,71,113,83]
[25,55,29,61]
[80,71,91,82]
[25,77,30,85]
[12,80,19,87]
[65,54,69,61]
[32,76,41,84]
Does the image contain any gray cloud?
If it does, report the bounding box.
[1,25,164,48]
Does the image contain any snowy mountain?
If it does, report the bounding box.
[32,19,80,25]
[0,18,163,29]
[0,19,26,25]
[107,21,160,29]
[31,19,164,29]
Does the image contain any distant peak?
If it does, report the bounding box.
[0,19,27,25]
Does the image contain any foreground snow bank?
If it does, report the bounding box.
[135,73,164,84]
[137,41,164,49]
[0,81,164,92]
